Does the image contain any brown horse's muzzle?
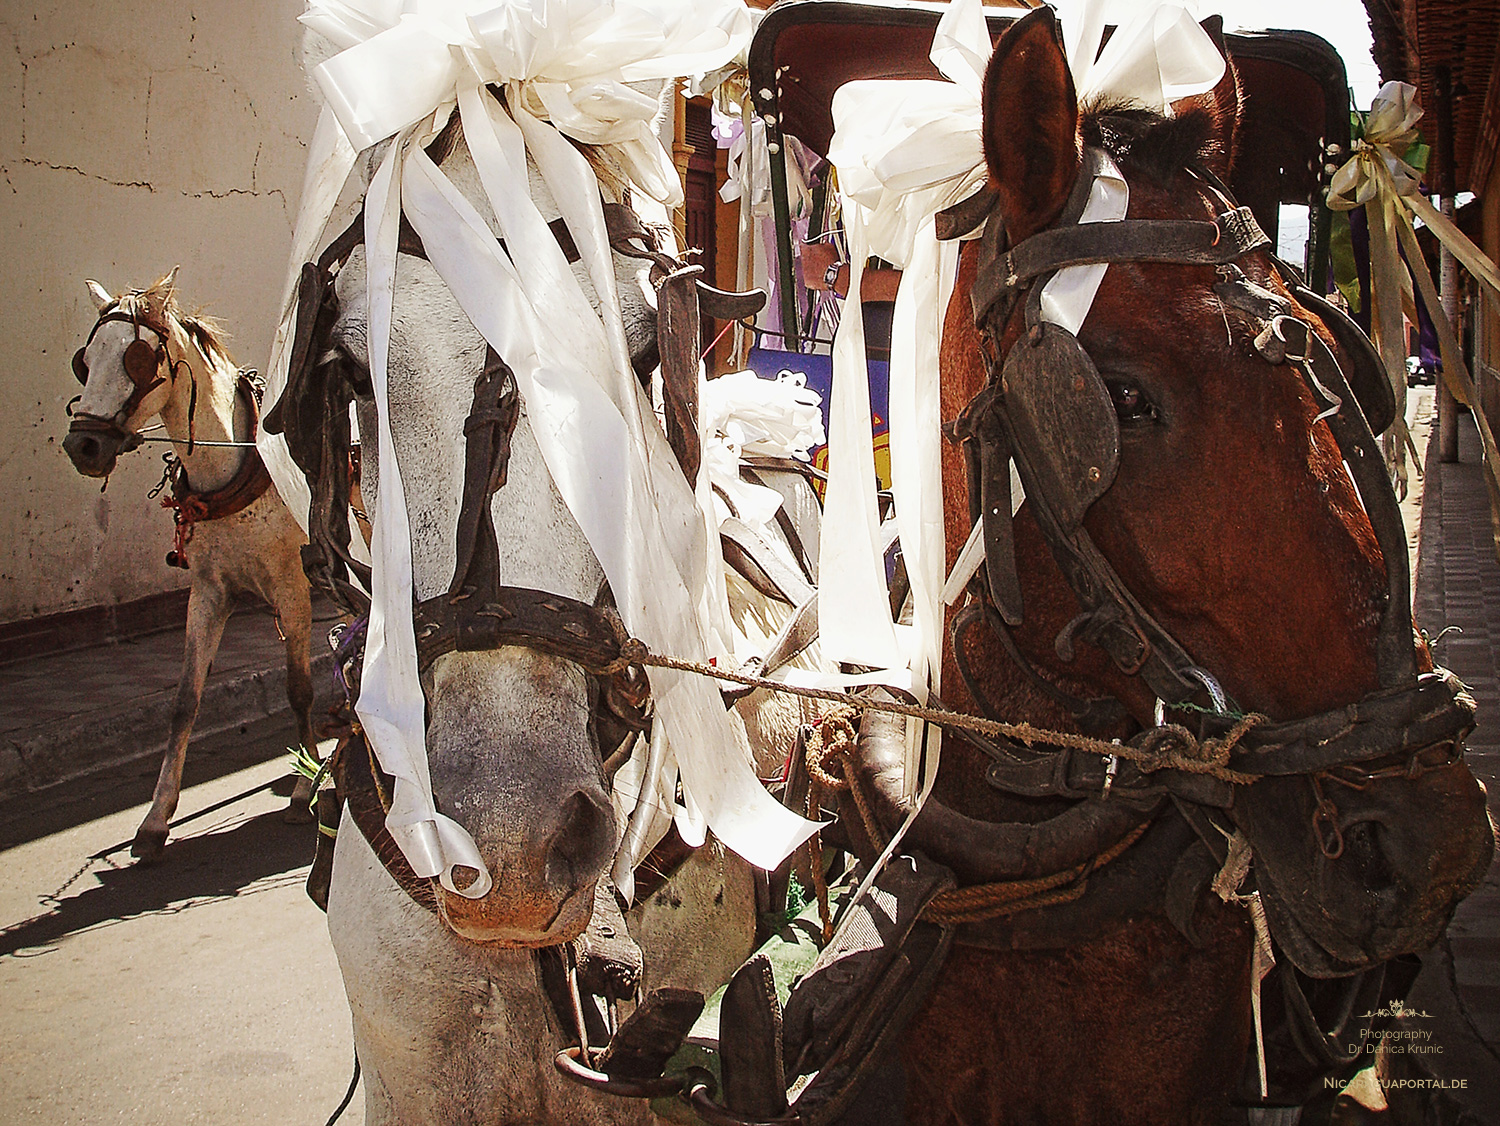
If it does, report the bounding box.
[1234,753,1495,978]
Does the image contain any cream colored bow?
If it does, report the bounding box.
[1328,81,1424,209]
[1326,81,1500,541]
[302,0,753,206]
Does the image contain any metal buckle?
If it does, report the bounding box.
[1100,750,1120,799]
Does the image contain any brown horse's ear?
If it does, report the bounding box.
[1171,15,1240,182]
[982,6,1081,245]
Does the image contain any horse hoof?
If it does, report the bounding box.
[283,799,316,825]
[131,828,168,863]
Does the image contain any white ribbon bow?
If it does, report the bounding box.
[302,0,753,205]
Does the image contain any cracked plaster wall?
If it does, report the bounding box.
[0,1,318,625]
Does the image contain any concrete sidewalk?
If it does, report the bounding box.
[1390,406,1500,1125]
[0,597,337,801]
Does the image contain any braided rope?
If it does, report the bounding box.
[921,819,1153,925]
[616,638,1263,785]
[802,706,887,851]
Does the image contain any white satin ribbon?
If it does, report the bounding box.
[258,105,359,531]
[259,0,821,895]
[1055,0,1224,108]
[701,368,824,544]
[359,130,493,892]
[301,0,754,206]
[818,0,1224,799]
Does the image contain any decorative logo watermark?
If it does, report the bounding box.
[1326,1076,1468,1090]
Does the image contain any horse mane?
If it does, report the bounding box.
[1079,99,1228,185]
[117,275,238,372]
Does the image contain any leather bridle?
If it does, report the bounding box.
[68,304,188,450]
[264,203,635,688]
[941,147,1474,781]
[267,107,756,921]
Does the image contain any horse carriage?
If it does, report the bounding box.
[63,0,1493,1122]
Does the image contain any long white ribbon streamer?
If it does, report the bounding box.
[261,0,820,893]
[360,131,492,892]
[258,105,358,530]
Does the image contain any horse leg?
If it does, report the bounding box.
[274,579,318,823]
[132,582,232,862]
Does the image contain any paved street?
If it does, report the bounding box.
[0,719,362,1124]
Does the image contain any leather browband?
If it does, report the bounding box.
[984,207,1267,296]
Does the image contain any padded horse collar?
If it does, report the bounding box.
[161,374,275,569]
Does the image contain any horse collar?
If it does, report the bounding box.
[162,374,273,569]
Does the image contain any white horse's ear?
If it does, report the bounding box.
[86,280,112,310]
[162,265,180,301]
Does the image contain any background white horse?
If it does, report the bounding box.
[310,113,824,1122]
[63,276,318,860]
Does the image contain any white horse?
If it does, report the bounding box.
[63,276,318,860]
[304,114,824,1122]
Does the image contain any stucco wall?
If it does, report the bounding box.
[0,1,317,625]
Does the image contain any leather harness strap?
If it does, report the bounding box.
[970,205,1268,329]
[162,374,275,568]
[170,375,274,520]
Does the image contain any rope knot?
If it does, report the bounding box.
[1133,722,1206,773]
[1131,713,1263,783]
[803,707,861,792]
[598,636,650,676]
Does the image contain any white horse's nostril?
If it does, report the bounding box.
[449,864,483,893]
[544,788,616,892]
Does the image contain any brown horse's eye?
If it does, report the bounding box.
[1106,380,1156,425]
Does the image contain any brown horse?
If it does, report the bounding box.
[859,10,1497,1123]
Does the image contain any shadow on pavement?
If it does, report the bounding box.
[0,710,322,853]
[0,808,316,957]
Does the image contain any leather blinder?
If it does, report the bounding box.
[124,338,162,387]
[1000,322,1120,532]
